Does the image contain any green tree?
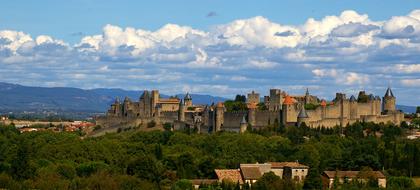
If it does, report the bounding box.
[387,176,415,189]
[171,179,193,190]
[234,95,246,102]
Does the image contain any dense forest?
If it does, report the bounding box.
[0,121,419,190]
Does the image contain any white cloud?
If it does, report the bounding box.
[0,9,420,104]
[401,79,420,87]
[312,69,369,85]
[387,64,420,73]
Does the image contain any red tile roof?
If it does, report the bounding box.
[320,100,327,107]
[283,95,294,105]
[215,169,243,184]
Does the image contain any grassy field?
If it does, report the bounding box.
[413,177,420,187]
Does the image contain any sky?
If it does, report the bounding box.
[0,0,420,105]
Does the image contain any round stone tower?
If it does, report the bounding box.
[382,87,396,113]
[178,99,185,122]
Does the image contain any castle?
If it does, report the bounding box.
[96,87,404,132]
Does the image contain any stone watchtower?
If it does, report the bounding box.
[247,91,260,104]
[215,102,225,132]
[349,95,358,120]
[382,87,396,113]
[281,95,294,125]
[178,99,185,122]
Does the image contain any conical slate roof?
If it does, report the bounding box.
[369,94,375,101]
[114,97,120,104]
[140,90,150,99]
[298,107,309,118]
[385,87,394,97]
[184,92,192,100]
[349,95,356,102]
[240,115,247,124]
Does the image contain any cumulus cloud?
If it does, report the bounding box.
[401,79,420,87]
[1,9,420,104]
[385,64,420,73]
[312,69,369,85]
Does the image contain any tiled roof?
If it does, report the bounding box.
[283,95,294,105]
[323,171,386,179]
[268,162,309,169]
[320,100,327,107]
[215,169,244,184]
[240,166,262,180]
[159,99,180,103]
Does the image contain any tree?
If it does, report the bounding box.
[253,172,297,190]
[388,176,415,189]
[234,95,246,102]
[171,179,193,190]
[257,102,267,110]
[127,156,165,182]
[416,106,420,114]
[155,144,163,160]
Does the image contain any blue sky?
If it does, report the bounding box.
[1,0,418,43]
[0,1,420,105]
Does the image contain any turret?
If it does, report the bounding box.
[281,95,294,125]
[349,95,358,119]
[297,106,309,127]
[320,99,327,119]
[178,99,185,122]
[123,96,132,117]
[151,90,159,116]
[304,88,310,104]
[382,87,396,113]
[247,103,257,127]
[240,115,247,133]
[215,102,224,132]
[112,97,121,116]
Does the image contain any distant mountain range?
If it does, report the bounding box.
[0,82,227,113]
[0,82,417,114]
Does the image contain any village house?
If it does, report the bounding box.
[322,170,387,189]
[191,162,309,189]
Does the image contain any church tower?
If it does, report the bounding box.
[304,88,310,105]
[382,87,396,113]
[184,92,193,107]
